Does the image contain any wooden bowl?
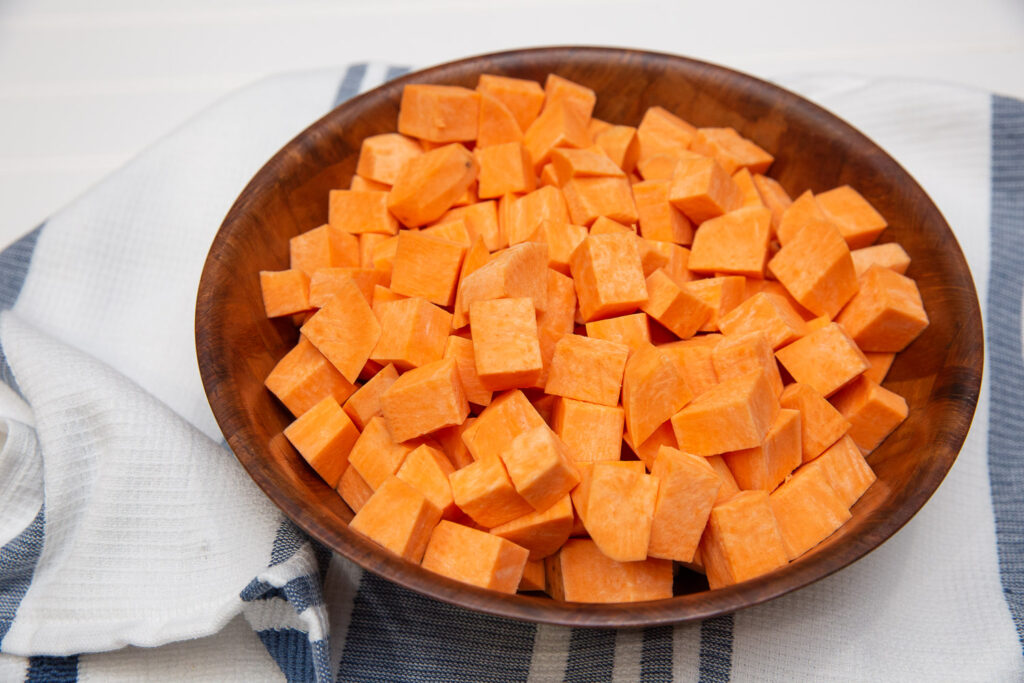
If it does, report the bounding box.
[195,47,982,627]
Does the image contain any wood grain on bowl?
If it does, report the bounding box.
[195,47,982,627]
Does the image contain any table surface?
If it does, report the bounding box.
[1,0,1022,250]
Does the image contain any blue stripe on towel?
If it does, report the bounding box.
[564,628,616,682]
[988,93,1024,651]
[385,65,411,81]
[26,655,77,682]
[698,614,734,683]
[0,223,44,396]
[270,519,308,567]
[336,572,535,682]
[641,625,673,681]
[257,628,316,683]
[333,63,368,108]
[0,506,45,647]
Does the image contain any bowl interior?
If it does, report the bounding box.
[196,47,982,627]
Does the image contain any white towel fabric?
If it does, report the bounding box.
[0,64,1021,682]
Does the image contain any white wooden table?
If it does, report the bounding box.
[1,0,1022,248]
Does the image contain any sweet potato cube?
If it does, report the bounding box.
[635,106,697,164]
[380,357,469,443]
[440,201,502,252]
[350,476,442,562]
[329,190,399,235]
[433,418,477,470]
[723,408,802,492]
[265,336,356,417]
[863,352,895,385]
[732,168,764,208]
[851,242,911,278]
[356,133,423,185]
[544,74,597,118]
[803,434,876,507]
[769,463,851,560]
[443,335,492,407]
[362,233,395,272]
[706,454,741,505]
[671,370,779,456]
[658,335,721,397]
[387,143,478,227]
[523,98,592,171]
[397,444,458,519]
[835,264,929,352]
[301,278,381,383]
[632,179,694,245]
[461,389,546,462]
[775,190,832,245]
[719,292,806,350]
[779,382,851,462]
[551,397,624,463]
[688,206,772,278]
[589,216,633,236]
[699,490,788,589]
[712,330,784,397]
[668,156,743,224]
[337,465,373,513]
[569,232,648,322]
[421,218,472,248]
[645,241,693,288]
[585,313,651,354]
[283,396,359,487]
[308,267,386,308]
[260,269,311,317]
[370,297,451,371]
[347,416,415,490]
[535,270,577,338]
[636,152,698,182]
[350,174,389,191]
[550,147,625,182]
[389,231,466,307]
[422,521,529,593]
[477,74,545,131]
[449,453,535,528]
[537,220,587,276]
[341,363,399,430]
[545,538,672,603]
[505,186,570,246]
[545,334,629,407]
[682,276,745,332]
[398,84,479,143]
[476,91,523,148]
[623,345,695,446]
[502,426,581,511]
[519,559,546,592]
[458,242,549,317]
[690,127,774,175]
[641,269,712,339]
[751,174,792,230]
[562,176,638,227]
[469,297,543,391]
[622,420,677,471]
[290,224,359,275]
[648,447,722,562]
[830,376,908,453]
[768,220,858,319]
[490,495,573,560]
[594,124,639,174]
[476,141,535,198]
[580,462,659,562]
[776,322,869,397]
[816,185,887,249]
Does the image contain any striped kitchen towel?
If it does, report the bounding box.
[0,63,1021,681]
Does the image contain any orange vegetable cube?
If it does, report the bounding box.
[449,452,535,528]
[688,206,772,278]
[421,218,472,248]
[623,344,695,446]
[329,190,399,235]
[690,127,774,175]
[668,156,743,224]
[545,334,630,407]
[775,322,869,397]
[569,232,648,322]
[356,133,423,185]
[450,238,490,329]
[699,490,788,589]
[768,218,858,319]
[389,231,467,307]
[523,98,592,171]
[491,495,574,560]
[732,168,765,208]
[440,201,502,252]
[341,362,399,430]
[370,297,451,371]
[545,538,672,603]
[579,462,659,562]
[519,559,546,592]
[719,292,806,350]
[337,465,373,513]
[543,74,597,118]
[585,313,651,354]
[723,408,802,492]
[539,220,588,276]
[476,91,523,148]
[671,370,779,456]
[863,351,895,385]
[458,242,549,317]
[562,176,638,227]
[470,297,543,391]
[379,357,469,443]
[775,190,832,245]
[477,74,545,132]
[283,395,359,488]
[260,269,311,317]
[802,434,876,507]
[682,275,745,332]
[752,173,792,234]
[632,179,695,245]
[550,147,625,182]
[851,242,911,278]
[443,335,492,407]
[636,152,698,182]
[593,124,639,174]
[706,454,741,505]
[387,143,478,227]
[769,462,851,560]
[476,141,536,198]
[396,444,458,519]
[461,389,546,462]
[551,397,624,463]
[350,174,389,192]
[347,416,415,490]
[300,278,381,382]
[350,476,442,563]
[635,106,697,164]
[779,382,851,463]
[622,420,677,471]
[290,224,359,275]
[816,185,887,249]
[648,447,722,562]
[835,265,929,352]
[398,84,480,143]
[536,269,577,337]
[830,376,908,453]
[589,215,633,236]
[422,521,529,594]
[502,426,581,511]
[362,233,395,271]
[712,330,784,397]
[658,336,720,397]
[641,269,712,339]
[433,417,477,470]
[265,336,356,417]
[506,186,570,246]
[308,267,387,308]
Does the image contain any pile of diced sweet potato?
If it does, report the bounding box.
[258,72,929,602]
